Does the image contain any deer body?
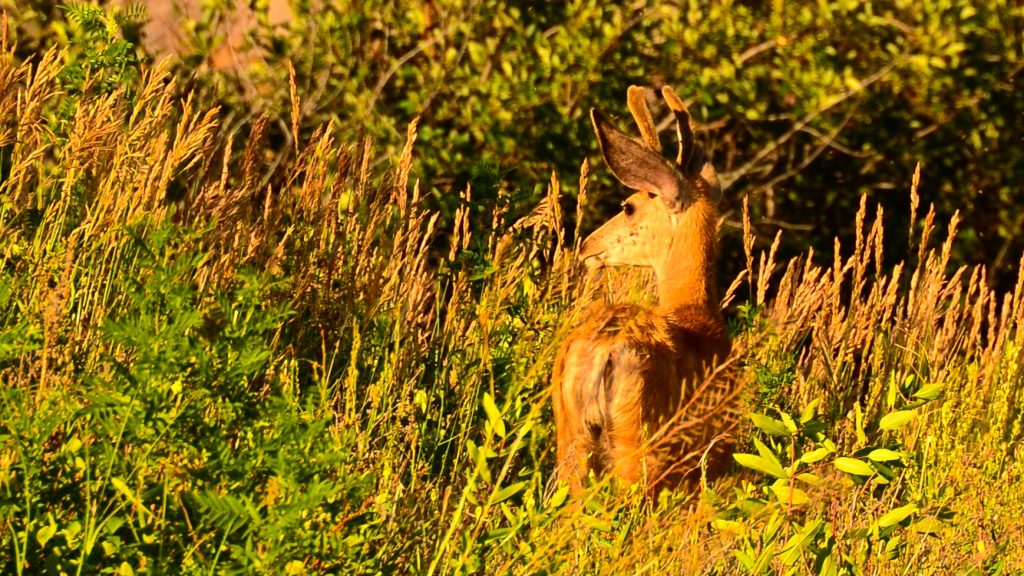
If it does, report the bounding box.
[551,86,731,495]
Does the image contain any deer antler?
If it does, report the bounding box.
[660,86,696,170]
[627,85,662,153]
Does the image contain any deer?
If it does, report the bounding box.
[550,85,732,496]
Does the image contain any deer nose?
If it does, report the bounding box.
[578,239,597,261]
[578,240,605,268]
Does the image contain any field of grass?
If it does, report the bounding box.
[1,9,1023,575]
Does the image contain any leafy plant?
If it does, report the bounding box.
[57,2,145,96]
[724,373,945,573]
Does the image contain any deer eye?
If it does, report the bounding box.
[622,201,636,216]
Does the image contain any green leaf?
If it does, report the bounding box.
[834,457,875,476]
[500,502,520,524]
[65,436,83,453]
[886,374,899,408]
[733,549,755,570]
[819,553,838,576]
[867,448,904,462]
[795,472,823,486]
[466,439,492,483]
[909,517,944,534]
[799,399,820,424]
[482,393,506,438]
[62,520,82,541]
[713,518,742,531]
[753,412,790,434]
[877,503,918,527]
[733,453,788,479]
[853,403,868,446]
[879,409,916,431]
[485,526,514,542]
[110,477,134,498]
[752,546,775,574]
[799,447,831,464]
[489,481,525,505]
[548,485,570,509]
[780,411,798,434]
[753,437,784,471]
[36,523,57,547]
[913,383,945,401]
[750,413,791,436]
[770,481,809,506]
[579,514,612,533]
[883,533,904,560]
[737,497,768,517]
[779,517,823,566]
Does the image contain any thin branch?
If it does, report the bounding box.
[365,12,468,118]
[719,54,907,191]
[743,96,864,200]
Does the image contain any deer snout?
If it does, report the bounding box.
[578,238,606,269]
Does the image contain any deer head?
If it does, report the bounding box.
[579,86,721,291]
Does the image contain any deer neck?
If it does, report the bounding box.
[653,198,719,316]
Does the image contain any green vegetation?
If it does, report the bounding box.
[1,1,1022,574]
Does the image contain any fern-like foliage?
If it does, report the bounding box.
[191,491,261,538]
[57,2,146,100]
[111,2,148,28]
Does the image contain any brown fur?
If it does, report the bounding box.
[551,86,731,496]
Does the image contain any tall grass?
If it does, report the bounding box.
[0,38,1021,574]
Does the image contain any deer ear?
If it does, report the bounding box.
[699,162,722,203]
[591,108,688,208]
